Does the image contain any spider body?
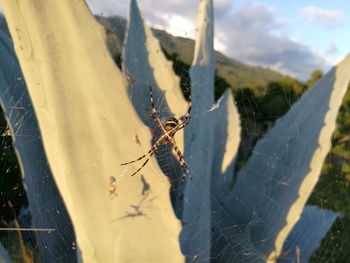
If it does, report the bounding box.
[164,117,179,132]
[121,86,192,179]
[162,117,181,143]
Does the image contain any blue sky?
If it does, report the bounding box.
[1,1,349,81]
[259,1,350,68]
[85,0,350,81]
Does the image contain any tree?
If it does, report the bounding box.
[307,69,324,87]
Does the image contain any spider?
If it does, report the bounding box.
[121,85,192,179]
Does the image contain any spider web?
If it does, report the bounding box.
[0,22,76,262]
[0,2,349,263]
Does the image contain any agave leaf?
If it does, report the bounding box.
[210,89,244,262]
[0,31,76,262]
[211,89,241,189]
[2,0,183,262]
[123,0,189,218]
[181,0,215,260]
[123,0,187,124]
[278,205,339,263]
[221,55,350,261]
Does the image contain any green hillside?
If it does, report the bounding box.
[97,16,286,92]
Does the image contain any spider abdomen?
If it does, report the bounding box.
[164,117,179,132]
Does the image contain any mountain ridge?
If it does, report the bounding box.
[96,15,288,92]
[0,14,292,91]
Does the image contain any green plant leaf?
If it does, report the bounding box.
[278,205,338,263]
[1,0,183,262]
[181,0,215,261]
[0,32,76,262]
[224,55,350,261]
[123,0,187,122]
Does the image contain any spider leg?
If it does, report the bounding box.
[149,85,156,111]
[121,134,168,175]
[175,117,191,132]
[148,85,161,121]
[148,85,167,132]
[183,93,192,123]
[129,151,155,177]
[172,142,191,179]
[120,153,149,166]
[171,114,191,133]
[121,137,161,166]
[176,94,192,131]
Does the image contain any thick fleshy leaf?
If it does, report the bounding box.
[122,0,189,219]
[2,1,183,262]
[181,0,215,261]
[210,89,243,262]
[123,0,187,125]
[222,54,350,260]
[0,31,76,262]
[211,89,241,193]
[278,205,339,263]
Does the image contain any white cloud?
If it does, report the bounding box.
[330,53,346,66]
[301,6,341,24]
[214,3,330,80]
[87,0,331,81]
[86,0,127,16]
[214,37,226,53]
[161,14,196,39]
[325,42,338,55]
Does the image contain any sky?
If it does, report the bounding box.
[1,1,349,81]
[85,0,350,81]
